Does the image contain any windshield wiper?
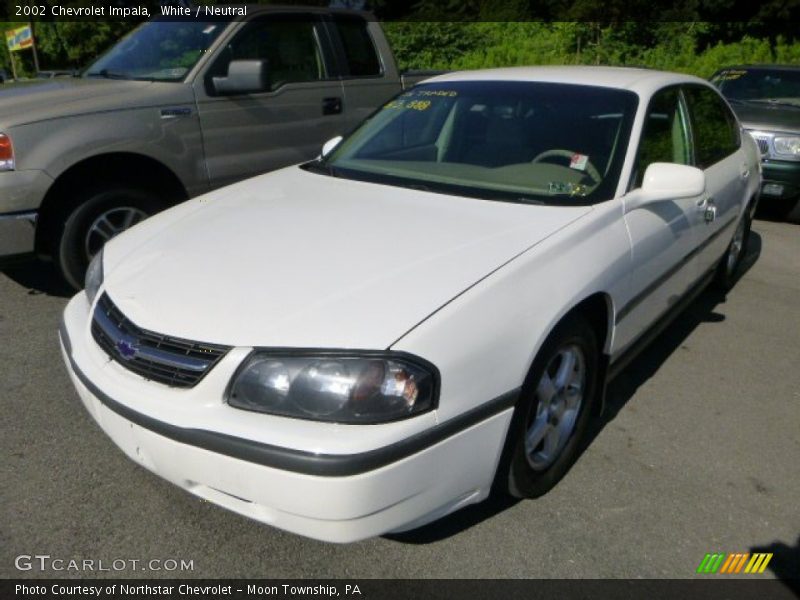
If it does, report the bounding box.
[745,98,800,109]
[399,182,431,192]
[85,69,131,80]
[302,159,339,177]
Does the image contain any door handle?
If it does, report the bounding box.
[740,166,750,180]
[703,198,717,223]
[322,97,342,116]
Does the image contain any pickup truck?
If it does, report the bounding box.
[0,7,429,288]
[711,65,800,224]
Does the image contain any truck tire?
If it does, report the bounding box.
[57,186,162,290]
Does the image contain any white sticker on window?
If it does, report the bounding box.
[570,153,589,171]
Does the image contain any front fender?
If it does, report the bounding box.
[391,200,630,425]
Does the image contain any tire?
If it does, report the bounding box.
[57,186,162,290]
[787,197,800,225]
[503,315,600,499]
[714,209,751,291]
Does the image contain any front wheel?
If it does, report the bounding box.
[57,186,162,290]
[503,315,600,498]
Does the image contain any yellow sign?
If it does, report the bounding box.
[6,25,33,52]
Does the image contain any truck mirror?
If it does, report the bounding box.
[212,59,269,95]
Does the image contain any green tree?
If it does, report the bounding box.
[34,22,135,70]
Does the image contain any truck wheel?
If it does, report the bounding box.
[502,315,599,499]
[57,186,162,290]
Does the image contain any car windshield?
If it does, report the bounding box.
[712,68,800,107]
[312,81,638,204]
[84,20,226,82]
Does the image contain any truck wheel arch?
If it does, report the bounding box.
[35,152,189,257]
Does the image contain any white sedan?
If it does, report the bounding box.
[60,67,760,543]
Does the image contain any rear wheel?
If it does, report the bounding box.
[714,210,751,291]
[503,315,600,498]
[56,186,162,290]
[787,197,800,225]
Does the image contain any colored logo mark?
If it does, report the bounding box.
[116,339,138,360]
[696,552,773,574]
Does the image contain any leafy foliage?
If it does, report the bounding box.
[1,21,135,75]
[0,16,797,80]
[385,22,799,77]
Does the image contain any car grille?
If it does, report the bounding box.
[91,294,230,388]
[747,130,772,156]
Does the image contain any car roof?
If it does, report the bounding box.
[425,66,709,95]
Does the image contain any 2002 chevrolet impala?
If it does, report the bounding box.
[60,67,760,542]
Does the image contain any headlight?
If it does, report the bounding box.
[228,352,438,423]
[84,249,104,305]
[0,133,14,171]
[773,136,800,158]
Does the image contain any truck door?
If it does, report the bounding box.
[324,15,403,131]
[194,14,346,189]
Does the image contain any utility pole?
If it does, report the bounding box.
[9,51,18,80]
[30,21,40,73]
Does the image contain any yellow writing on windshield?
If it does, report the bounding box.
[716,70,747,81]
[416,90,458,97]
[384,99,433,111]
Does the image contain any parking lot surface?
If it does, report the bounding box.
[2,218,798,580]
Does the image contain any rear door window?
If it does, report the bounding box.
[331,16,381,77]
[683,85,740,168]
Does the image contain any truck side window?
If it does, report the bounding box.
[332,16,381,77]
[683,86,741,168]
[633,88,691,187]
[211,18,326,91]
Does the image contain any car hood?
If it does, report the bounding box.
[0,78,191,127]
[731,100,800,134]
[103,167,591,349]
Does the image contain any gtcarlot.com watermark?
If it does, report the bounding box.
[15,554,194,573]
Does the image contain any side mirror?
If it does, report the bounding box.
[624,163,705,213]
[321,136,343,158]
[212,59,269,95]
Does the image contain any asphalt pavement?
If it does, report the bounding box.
[1,218,798,581]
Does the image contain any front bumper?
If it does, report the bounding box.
[0,211,37,256]
[59,293,515,542]
[0,169,53,256]
[760,159,800,201]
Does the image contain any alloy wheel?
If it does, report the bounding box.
[525,344,586,471]
[726,216,746,277]
[84,206,148,261]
